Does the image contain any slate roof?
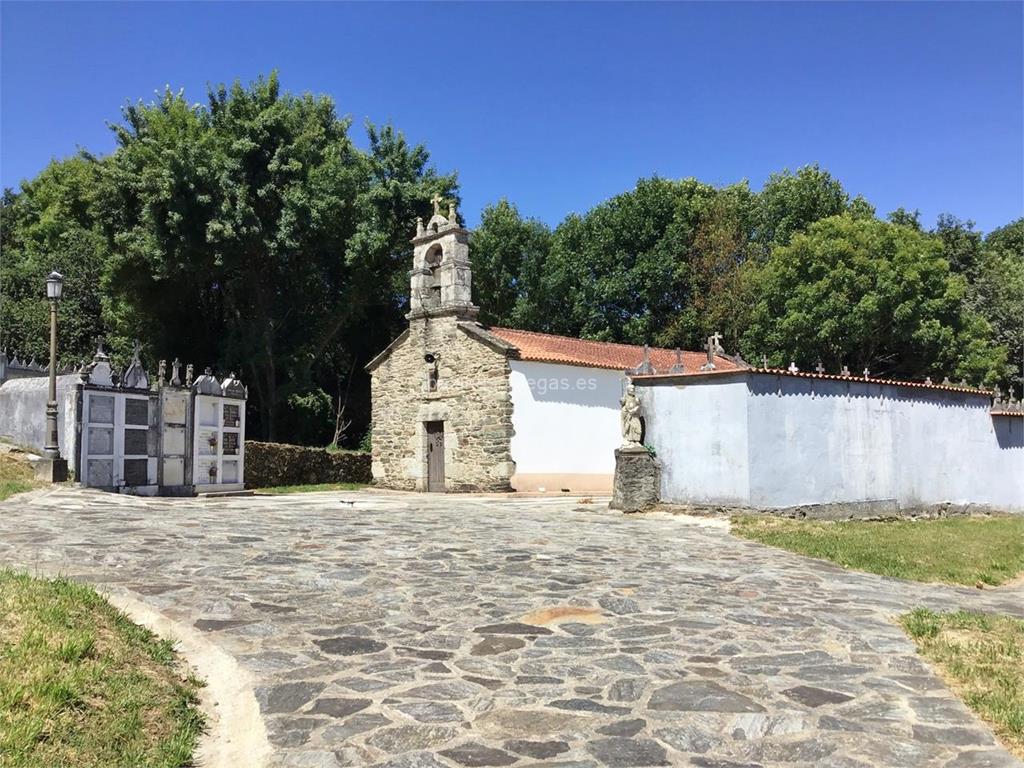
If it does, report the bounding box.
[488,327,738,372]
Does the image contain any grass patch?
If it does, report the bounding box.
[0,570,204,768]
[901,608,1023,757]
[0,454,41,502]
[731,515,1024,586]
[255,482,368,495]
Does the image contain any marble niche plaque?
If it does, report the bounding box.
[163,457,184,486]
[223,403,241,428]
[89,395,115,424]
[162,394,188,424]
[87,458,113,486]
[223,432,239,456]
[123,458,148,486]
[162,426,186,456]
[125,398,149,426]
[88,426,113,456]
[124,428,148,456]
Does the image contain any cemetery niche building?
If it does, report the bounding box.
[367,199,741,493]
[0,343,247,495]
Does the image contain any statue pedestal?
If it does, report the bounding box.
[34,457,68,483]
[610,445,660,512]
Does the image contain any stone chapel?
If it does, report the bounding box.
[366,199,740,493]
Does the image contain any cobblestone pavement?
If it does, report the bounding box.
[1,488,1022,768]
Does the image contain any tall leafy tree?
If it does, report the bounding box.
[470,199,551,327]
[522,177,724,344]
[101,74,454,441]
[887,207,923,230]
[658,183,756,352]
[754,164,850,250]
[968,218,1024,395]
[0,156,108,366]
[934,213,984,278]
[741,214,1006,383]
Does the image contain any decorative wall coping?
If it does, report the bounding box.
[632,366,993,397]
[0,349,76,382]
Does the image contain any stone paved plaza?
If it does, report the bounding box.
[1,488,1022,768]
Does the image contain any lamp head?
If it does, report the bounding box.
[46,271,64,301]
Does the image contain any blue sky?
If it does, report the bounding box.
[2,2,1022,232]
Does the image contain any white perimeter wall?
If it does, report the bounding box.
[509,360,624,478]
[0,375,79,471]
[639,377,751,506]
[641,373,1024,512]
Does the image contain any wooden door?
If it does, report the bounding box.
[426,421,445,492]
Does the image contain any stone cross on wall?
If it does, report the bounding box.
[431,193,442,215]
[815,360,825,374]
[701,333,723,371]
[171,358,182,387]
[669,348,685,374]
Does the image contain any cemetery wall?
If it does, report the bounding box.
[245,441,371,488]
[0,375,80,469]
[638,371,1024,515]
[637,375,751,506]
[508,360,623,492]
[369,316,515,491]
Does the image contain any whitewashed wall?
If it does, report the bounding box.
[637,376,751,506]
[639,372,1024,513]
[0,375,79,471]
[509,360,625,492]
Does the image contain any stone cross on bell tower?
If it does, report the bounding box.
[408,197,478,320]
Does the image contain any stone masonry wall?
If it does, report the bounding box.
[245,441,371,488]
[370,317,515,492]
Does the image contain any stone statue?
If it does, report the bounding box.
[620,384,643,447]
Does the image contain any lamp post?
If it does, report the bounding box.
[40,271,67,481]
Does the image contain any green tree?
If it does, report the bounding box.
[520,177,727,345]
[657,182,756,352]
[934,214,984,277]
[754,164,850,250]
[470,199,551,327]
[968,218,1024,395]
[101,73,454,442]
[1,156,109,366]
[887,207,923,230]
[741,214,1006,384]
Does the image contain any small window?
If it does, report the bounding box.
[428,364,439,392]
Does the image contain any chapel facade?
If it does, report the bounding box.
[367,199,739,493]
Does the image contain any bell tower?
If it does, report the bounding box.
[408,196,478,320]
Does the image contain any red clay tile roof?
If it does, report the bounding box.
[488,327,739,372]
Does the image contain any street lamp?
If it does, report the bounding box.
[41,270,67,481]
